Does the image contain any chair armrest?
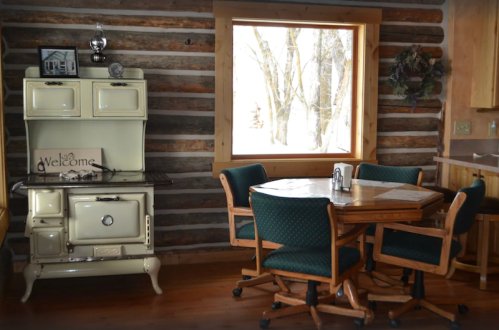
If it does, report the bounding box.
[336,224,369,247]
[382,223,449,238]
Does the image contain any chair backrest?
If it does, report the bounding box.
[250,192,332,248]
[220,164,268,207]
[356,163,422,186]
[452,179,486,235]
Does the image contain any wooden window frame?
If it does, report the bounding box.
[213,1,381,178]
[0,15,9,245]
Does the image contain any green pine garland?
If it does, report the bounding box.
[387,45,445,110]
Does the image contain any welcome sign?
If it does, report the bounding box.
[33,149,102,173]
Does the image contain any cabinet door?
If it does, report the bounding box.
[479,170,499,198]
[449,165,479,191]
[25,81,81,117]
[93,82,146,117]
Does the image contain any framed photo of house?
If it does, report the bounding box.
[38,46,79,78]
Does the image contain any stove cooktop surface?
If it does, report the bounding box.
[21,171,173,189]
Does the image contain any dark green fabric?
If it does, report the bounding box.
[262,245,361,277]
[366,223,377,236]
[453,179,486,235]
[380,230,462,265]
[357,163,422,186]
[251,192,331,248]
[358,163,421,238]
[221,164,268,207]
[236,222,255,240]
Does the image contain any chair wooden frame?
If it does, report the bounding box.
[220,168,285,292]
[248,198,373,329]
[446,213,499,290]
[372,192,467,324]
[220,170,282,250]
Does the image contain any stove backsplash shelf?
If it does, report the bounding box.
[24,66,147,173]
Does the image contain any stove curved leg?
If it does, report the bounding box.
[21,263,41,303]
[144,257,163,295]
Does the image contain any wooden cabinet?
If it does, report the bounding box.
[479,170,499,197]
[471,0,499,109]
[449,165,479,192]
[449,165,499,197]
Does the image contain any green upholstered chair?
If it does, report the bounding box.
[373,179,486,330]
[249,192,372,330]
[446,196,499,290]
[220,164,284,295]
[354,163,423,284]
[220,164,275,248]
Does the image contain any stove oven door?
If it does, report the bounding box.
[68,193,147,245]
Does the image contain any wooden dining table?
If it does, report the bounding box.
[251,178,444,226]
[250,178,445,295]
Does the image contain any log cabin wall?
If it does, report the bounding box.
[0,0,446,265]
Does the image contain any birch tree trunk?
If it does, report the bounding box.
[308,29,323,150]
[275,28,297,145]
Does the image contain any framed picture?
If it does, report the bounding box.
[38,46,79,78]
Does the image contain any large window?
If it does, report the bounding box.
[213,1,381,177]
[232,23,357,159]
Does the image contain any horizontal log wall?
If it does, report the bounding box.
[1,0,446,260]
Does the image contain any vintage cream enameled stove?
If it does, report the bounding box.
[19,67,171,303]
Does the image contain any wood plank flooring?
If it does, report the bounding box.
[0,261,498,330]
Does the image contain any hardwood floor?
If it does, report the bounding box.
[0,261,498,330]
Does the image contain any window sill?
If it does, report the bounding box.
[212,159,378,178]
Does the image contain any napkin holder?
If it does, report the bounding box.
[333,163,354,191]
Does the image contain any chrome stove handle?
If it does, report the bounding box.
[45,81,63,86]
[95,196,120,201]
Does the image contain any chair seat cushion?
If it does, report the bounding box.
[236,222,255,240]
[381,230,461,266]
[424,186,457,204]
[479,197,499,215]
[262,245,361,278]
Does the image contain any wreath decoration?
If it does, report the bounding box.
[387,45,445,110]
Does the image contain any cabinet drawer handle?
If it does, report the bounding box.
[96,196,120,202]
[45,81,63,86]
[479,175,484,179]
[110,83,128,87]
[472,174,478,177]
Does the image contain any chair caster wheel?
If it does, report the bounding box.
[242,275,251,280]
[271,301,281,310]
[260,319,270,329]
[415,305,422,310]
[458,304,468,315]
[400,275,409,284]
[337,284,344,298]
[450,321,461,330]
[233,288,242,297]
[390,318,401,328]
[354,318,364,328]
[368,300,377,311]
